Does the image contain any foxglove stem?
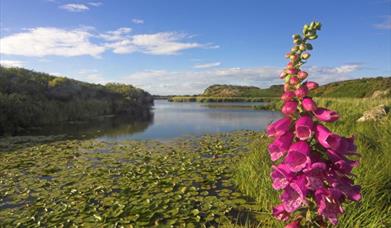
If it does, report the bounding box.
[266,21,360,227]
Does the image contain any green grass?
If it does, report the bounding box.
[234,97,391,227]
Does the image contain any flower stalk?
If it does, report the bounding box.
[266,22,361,227]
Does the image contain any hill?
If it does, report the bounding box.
[202,84,282,97]
[0,66,153,135]
[201,77,391,99]
[311,77,391,98]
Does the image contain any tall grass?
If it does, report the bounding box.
[234,98,391,227]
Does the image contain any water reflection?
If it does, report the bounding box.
[98,100,282,141]
[16,100,282,141]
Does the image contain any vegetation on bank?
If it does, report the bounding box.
[235,97,391,227]
[202,84,282,98]
[168,77,391,103]
[0,97,390,227]
[0,67,153,135]
[311,76,391,98]
[168,96,277,103]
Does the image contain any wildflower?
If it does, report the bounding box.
[282,101,298,115]
[295,115,314,140]
[267,117,292,137]
[267,22,360,226]
[314,108,339,122]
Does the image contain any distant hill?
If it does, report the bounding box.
[202,84,282,97]
[312,77,391,98]
[201,77,391,99]
[0,66,153,135]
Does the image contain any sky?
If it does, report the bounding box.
[0,0,390,95]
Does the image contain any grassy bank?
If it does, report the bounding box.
[168,96,277,103]
[0,98,389,227]
[234,97,391,227]
[0,67,153,135]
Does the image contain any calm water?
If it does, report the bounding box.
[19,100,281,141]
[97,100,281,141]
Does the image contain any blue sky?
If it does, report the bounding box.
[1,0,390,95]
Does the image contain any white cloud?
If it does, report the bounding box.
[193,62,221,69]
[0,27,105,57]
[374,15,391,29]
[88,2,103,7]
[306,64,362,74]
[120,67,280,95]
[75,69,107,84]
[100,27,132,41]
[1,27,217,57]
[60,3,89,12]
[119,64,363,95]
[108,32,211,55]
[0,60,23,68]
[132,18,144,24]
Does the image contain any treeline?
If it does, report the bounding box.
[0,66,153,135]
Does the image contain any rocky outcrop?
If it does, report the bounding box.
[371,89,391,99]
[357,104,388,122]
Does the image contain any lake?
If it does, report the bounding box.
[17,100,282,141]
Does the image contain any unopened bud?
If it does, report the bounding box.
[306,81,319,90]
[286,68,298,75]
[280,71,287,79]
[301,52,310,60]
[299,44,306,51]
[287,62,294,69]
[290,54,299,62]
[308,34,318,40]
[292,34,301,40]
[297,71,308,80]
[289,76,299,85]
[291,46,299,52]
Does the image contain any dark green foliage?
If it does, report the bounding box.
[0,67,153,135]
[312,77,391,98]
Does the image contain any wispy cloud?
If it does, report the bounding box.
[193,62,221,69]
[0,27,218,57]
[0,27,105,57]
[374,15,391,29]
[107,32,215,55]
[60,3,89,12]
[132,18,144,24]
[88,2,103,7]
[119,64,363,95]
[0,60,24,68]
[100,27,132,41]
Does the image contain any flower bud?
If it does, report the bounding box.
[281,91,295,102]
[280,71,287,79]
[306,81,319,90]
[285,52,291,59]
[302,97,317,111]
[282,101,297,115]
[295,86,308,99]
[290,54,298,62]
[301,52,310,60]
[289,76,299,85]
[284,84,290,92]
[297,71,308,80]
[286,68,298,75]
[299,44,306,51]
[292,34,301,40]
[291,46,299,52]
[306,43,313,50]
[287,62,294,69]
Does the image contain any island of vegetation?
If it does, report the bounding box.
[0,66,153,135]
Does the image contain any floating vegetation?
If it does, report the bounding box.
[0,131,264,227]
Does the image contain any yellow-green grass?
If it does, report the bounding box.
[233,98,391,227]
